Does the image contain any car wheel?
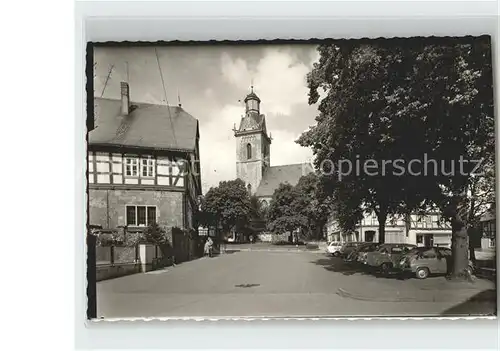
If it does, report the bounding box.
[333,251,340,257]
[416,267,429,279]
[380,262,391,274]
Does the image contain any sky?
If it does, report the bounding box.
[94,44,321,193]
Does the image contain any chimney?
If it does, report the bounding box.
[120,82,130,115]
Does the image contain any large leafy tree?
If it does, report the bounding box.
[298,41,431,244]
[417,39,495,276]
[294,173,334,240]
[199,179,252,238]
[267,183,308,241]
[249,195,265,221]
[299,36,494,278]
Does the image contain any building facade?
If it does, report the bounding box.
[232,87,313,241]
[233,87,313,206]
[479,212,496,249]
[88,82,202,233]
[326,212,453,247]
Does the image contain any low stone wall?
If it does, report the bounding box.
[257,233,272,242]
[96,263,141,281]
[258,233,290,242]
[96,244,162,281]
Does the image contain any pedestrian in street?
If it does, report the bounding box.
[204,237,213,257]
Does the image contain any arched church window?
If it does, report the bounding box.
[246,143,252,159]
[247,184,252,193]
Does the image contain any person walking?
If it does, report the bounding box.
[204,237,213,257]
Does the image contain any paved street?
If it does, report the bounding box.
[97,249,496,319]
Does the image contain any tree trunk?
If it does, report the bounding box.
[466,188,477,265]
[467,227,477,264]
[468,243,476,264]
[450,215,470,279]
[377,212,387,244]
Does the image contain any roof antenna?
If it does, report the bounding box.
[126,61,129,83]
[177,89,182,107]
[100,64,114,97]
[154,47,178,147]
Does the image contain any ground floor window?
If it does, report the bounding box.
[126,205,157,226]
[416,234,434,247]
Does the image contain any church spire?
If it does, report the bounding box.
[244,83,260,113]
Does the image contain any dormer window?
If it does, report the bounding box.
[246,143,252,159]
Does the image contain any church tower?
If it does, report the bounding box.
[234,86,272,194]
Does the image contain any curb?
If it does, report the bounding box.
[228,248,321,253]
[336,287,496,303]
[237,248,306,253]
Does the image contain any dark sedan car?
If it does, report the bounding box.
[339,242,365,258]
[349,242,381,264]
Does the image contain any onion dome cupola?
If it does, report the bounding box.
[244,85,261,113]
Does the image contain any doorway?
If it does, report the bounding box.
[365,230,375,242]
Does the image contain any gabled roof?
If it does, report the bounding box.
[235,112,270,142]
[480,211,495,222]
[90,97,199,151]
[255,163,313,197]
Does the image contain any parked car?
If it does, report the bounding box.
[345,242,375,262]
[354,243,381,264]
[326,241,343,256]
[396,247,474,279]
[339,242,365,258]
[365,243,416,273]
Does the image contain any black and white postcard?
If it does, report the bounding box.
[86,37,496,320]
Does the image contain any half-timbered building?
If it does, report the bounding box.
[326,212,453,247]
[88,82,202,232]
